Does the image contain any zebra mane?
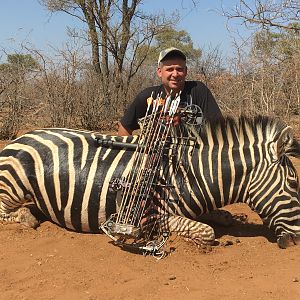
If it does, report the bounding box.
[198,115,300,158]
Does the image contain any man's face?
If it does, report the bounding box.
[157,58,187,94]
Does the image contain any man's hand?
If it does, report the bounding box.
[117,122,133,136]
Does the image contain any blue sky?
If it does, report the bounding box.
[0,0,248,60]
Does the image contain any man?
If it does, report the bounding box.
[118,47,222,136]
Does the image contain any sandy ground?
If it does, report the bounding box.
[0,140,299,300]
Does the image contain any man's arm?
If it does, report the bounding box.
[117,122,133,136]
[195,81,223,120]
[117,87,155,136]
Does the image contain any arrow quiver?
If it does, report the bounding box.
[100,93,203,258]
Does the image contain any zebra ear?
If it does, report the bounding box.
[276,126,293,158]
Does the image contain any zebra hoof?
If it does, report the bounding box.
[277,233,296,249]
[17,207,40,229]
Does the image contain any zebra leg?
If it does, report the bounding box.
[0,196,39,228]
[159,215,215,247]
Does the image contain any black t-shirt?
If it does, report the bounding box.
[120,81,222,131]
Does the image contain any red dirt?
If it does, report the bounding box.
[0,141,300,300]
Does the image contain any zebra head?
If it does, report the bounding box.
[248,125,300,248]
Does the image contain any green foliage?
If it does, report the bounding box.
[156,26,201,61]
[0,53,40,73]
[7,54,39,69]
[253,25,300,62]
[143,26,202,66]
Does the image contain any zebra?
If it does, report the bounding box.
[0,115,300,252]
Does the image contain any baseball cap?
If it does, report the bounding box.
[157,47,186,66]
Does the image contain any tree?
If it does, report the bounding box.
[252,26,300,62]
[218,0,300,118]
[41,0,178,111]
[148,26,201,66]
[223,0,300,32]
[0,53,39,84]
[250,27,300,115]
[0,53,40,139]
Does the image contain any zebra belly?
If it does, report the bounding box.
[32,156,133,233]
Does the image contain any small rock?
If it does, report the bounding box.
[292,277,299,282]
[169,276,176,281]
